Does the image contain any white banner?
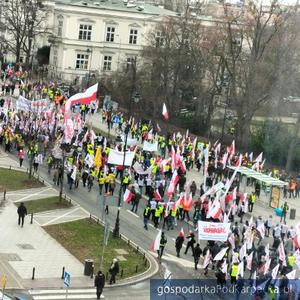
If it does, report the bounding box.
[132,161,152,175]
[198,221,231,242]
[16,96,50,113]
[121,135,138,146]
[108,149,135,166]
[143,141,158,152]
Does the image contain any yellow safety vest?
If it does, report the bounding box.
[231,265,238,277]
[288,256,295,267]
[155,208,161,217]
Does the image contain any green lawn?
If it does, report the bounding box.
[44,218,149,279]
[24,196,72,214]
[0,168,43,191]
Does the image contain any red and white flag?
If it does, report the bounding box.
[239,243,247,260]
[207,199,222,219]
[294,235,300,249]
[278,242,286,266]
[162,103,168,120]
[183,193,193,211]
[264,258,271,275]
[65,83,98,112]
[214,247,228,261]
[123,189,134,203]
[203,249,211,268]
[286,269,296,280]
[271,264,280,280]
[179,227,185,237]
[154,189,162,201]
[238,261,244,278]
[246,251,253,270]
[150,230,162,252]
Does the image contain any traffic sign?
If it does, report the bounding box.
[63,271,70,287]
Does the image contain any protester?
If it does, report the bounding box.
[94,270,105,299]
[17,202,27,227]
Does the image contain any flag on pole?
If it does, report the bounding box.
[65,83,98,112]
[162,103,168,120]
[294,235,300,249]
[150,230,162,252]
[239,243,247,261]
[264,258,271,275]
[154,189,162,201]
[123,189,134,203]
[214,247,228,261]
[203,249,210,269]
[246,252,253,270]
[238,260,244,278]
[278,242,286,266]
[271,264,280,279]
[286,269,296,280]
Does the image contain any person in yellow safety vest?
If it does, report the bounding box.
[248,192,256,212]
[122,174,129,192]
[154,205,161,228]
[141,124,148,133]
[287,254,295,268]
[152,164,158,175]
[268,284,277,300]
[98,171,105,195]
[230,263,239,284]
[159,203,164,220]
[105,147,110,155]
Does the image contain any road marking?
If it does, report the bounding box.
[126,209,140,218]
[29,289,96,295]
[31,295,102,300]
[42,207,80,226]
[13,187,53,202]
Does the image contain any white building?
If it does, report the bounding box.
[46,0,176,83]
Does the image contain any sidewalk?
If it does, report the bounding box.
[87,112,300,227]
[0,153,158,290]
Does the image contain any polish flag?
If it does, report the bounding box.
[237,260,244,278]
[293,235,300,249]
[254,152,263,163]
[257,223,265,239]
[264,258,271,275]
[246,251,253,270]
[65,83,98,112]
[167,170,179,196]
[214,247,228,261]
[222,152,228,169]
[203,249,211,268]
[249,152,253,162]
[150,230,162,252]
[286,269,296,280]
[162,103,168,120]
[271,264,280,280]
[278,242,287,266]
[207,199,222,219]
[154,189,162,201]
[239,243,247,260]
[123,189,134,203]
[227,140,235,157]
[228,233,235,249]
[183,193,193,211]
[214,143,221,155]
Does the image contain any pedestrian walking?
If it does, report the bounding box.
[109,258,119,285]
[158,232,167,259]
[194,243,202,270]
[17,202,27,227]
[18,149,24,167]
[143,205,151,230]
[280,201,289,222]
[175,232,184,257]
[184,231,196,255]
[94,270,105,299]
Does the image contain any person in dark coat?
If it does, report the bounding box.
[184,231,195,255]
[109,258,119,284]
[175,232,185,257]
[194,243,202,270]
[94,270,105,299]
[17,202,27,227]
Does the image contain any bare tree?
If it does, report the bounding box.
[0,0,48,65]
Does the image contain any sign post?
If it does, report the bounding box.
[100,220,110,269]
[63,271,70,300]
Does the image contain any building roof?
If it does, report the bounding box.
[55,0,177,16]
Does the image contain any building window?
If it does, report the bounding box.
[78,24,92,41]
[53,49,58,66]
[103,55,112,71]
[129,29,138,44]
[106,26,115,42]
[155,31,164,47]
[58,20,63,37]
[126,56,136,71]
[76,53,89,69]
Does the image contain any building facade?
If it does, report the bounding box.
[46,0,175,83]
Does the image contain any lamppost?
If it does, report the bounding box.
[86,48,92,88]
[220,75,230,144]
[113,57,139,237]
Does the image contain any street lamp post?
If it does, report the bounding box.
[86,48,92,88]
[113,57,138,237]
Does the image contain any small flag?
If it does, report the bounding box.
[271,264,280,279]
[214,247,228,261]
[162,103,168,120]
[150,230,162,252]
[154,189,162,201]
[286,269,296,280]
[123,189,134,203]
